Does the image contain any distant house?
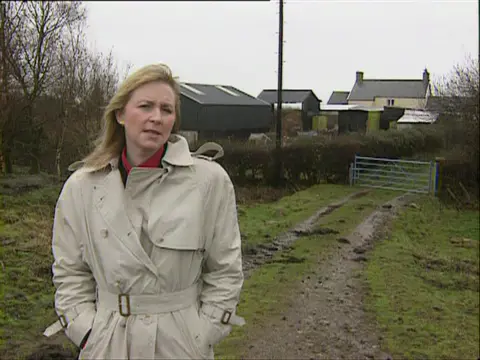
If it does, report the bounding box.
[257,89,321,131]
[327,69,431,110]
[179,83,272,140]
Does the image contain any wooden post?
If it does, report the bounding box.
[274,0,284,186]
[434,157,445,195]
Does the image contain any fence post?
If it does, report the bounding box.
[434,157,445,196]
[349,162,354,186]
[428,161,434,196]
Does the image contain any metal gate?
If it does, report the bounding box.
[349,155,437,195]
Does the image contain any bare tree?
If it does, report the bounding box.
[71,48,121,156]
[48,19,89,178]
[0,1,25,174]
[1,1,127,176]
[433,55,479,156]
[3,1,86,173]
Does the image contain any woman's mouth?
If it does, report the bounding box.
[144,130,161,136]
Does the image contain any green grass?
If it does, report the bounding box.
[237,184,359,249]
[0,185,62,358]
[365,198,479,360]
[215,188,398,359]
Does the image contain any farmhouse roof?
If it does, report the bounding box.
[347,70,430,101]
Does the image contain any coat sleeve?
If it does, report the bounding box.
[51,175,96,347]
[200,173,244,326]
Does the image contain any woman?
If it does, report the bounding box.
[43,64,245,360]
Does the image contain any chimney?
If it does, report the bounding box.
[423,68,430,86]
[356,71,364,85]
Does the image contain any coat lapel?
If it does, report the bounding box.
[94,168,159,277]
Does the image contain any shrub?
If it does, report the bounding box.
[210,128,444,187]
[438,150,479,204]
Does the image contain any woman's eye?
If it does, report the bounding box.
[140,104,151,109]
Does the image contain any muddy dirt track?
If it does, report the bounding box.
[239,192,413,360]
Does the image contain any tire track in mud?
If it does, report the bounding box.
[241,189,371,279]
[241,193,415,360]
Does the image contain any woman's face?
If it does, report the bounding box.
[117,81,176,155]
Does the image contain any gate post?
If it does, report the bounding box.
[349,162,354,186]
[428,161,434,196]
[434,157,445,196]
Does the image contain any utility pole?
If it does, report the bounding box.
[275,0,284,186]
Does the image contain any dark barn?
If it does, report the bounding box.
[179,83,272,140]
[257,89,321,131]
[338,110,369,134]
[381,106,406,130]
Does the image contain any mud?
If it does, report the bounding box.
[241,189,370,279]
[239,194,414,360]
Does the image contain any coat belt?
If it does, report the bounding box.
[44,282,245,339]
[97,283,198,316]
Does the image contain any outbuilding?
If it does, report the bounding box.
[179,83,272,140]
[257,89,321,131]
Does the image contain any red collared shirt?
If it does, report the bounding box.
[121,145,166,176]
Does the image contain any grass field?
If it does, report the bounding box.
[0,185,62,357]
[365,198,480,360]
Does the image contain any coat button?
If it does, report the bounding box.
[100,229,108,238]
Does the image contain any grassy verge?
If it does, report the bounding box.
[215,188,398,359]
[0,185,63,358]
[365,198,479,359]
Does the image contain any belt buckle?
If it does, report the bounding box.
[118,294,131,317]
[220,310,232,325]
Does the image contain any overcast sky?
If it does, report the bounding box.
[84,0,479,103]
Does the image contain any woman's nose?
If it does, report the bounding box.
[150,108,162,122]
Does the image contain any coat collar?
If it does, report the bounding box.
[97,134,194,173]
[162,134,194,167]
[68,134,224,174]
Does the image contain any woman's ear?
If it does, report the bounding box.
[115,110,124,125]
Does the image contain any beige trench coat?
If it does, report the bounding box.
[44,135,245,359]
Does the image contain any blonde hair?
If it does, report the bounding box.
[82,63,181,170]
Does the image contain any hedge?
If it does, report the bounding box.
[438,153,479,203]
[207,128,444,187]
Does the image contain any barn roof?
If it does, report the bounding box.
[180,83,270,106]
[257,89,320,104]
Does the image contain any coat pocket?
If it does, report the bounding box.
[175,306,218,360]
[199,308,232,346]
[78,310,113,359]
